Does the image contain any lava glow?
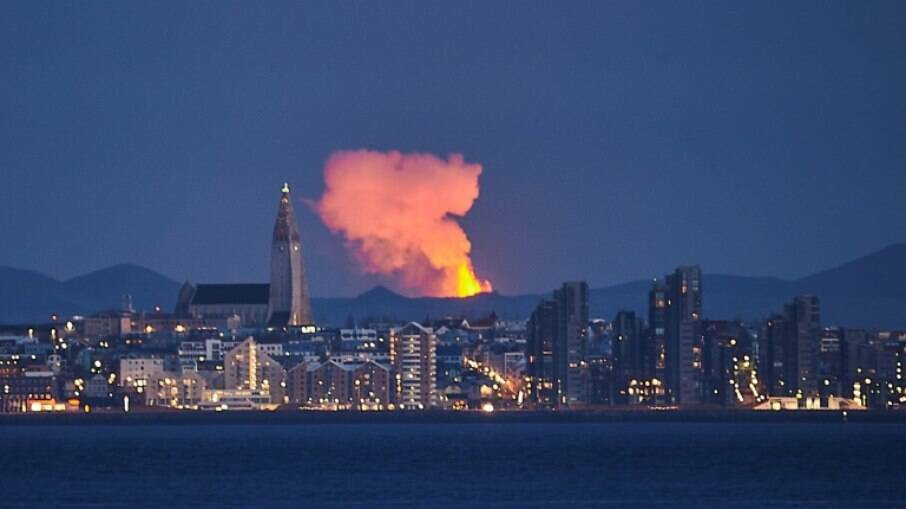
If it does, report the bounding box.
[315,149,493,298]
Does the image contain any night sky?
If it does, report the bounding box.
[2,1,904,296]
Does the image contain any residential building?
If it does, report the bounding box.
[390,322,437,410]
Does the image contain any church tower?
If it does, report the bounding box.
[267,183,312,326]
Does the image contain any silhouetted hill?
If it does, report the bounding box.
[788,243,906,328]
[0,265,180,323]
[61,264,180,313]
[795,243,906,298]
[313,245,906,328]
[1,244,904,327]
[0,267,86,323]
[311,289,543,326]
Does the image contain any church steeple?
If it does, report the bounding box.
[268,183,312,326]
[272,182,300,243]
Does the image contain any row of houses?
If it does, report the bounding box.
[118,322,438,411]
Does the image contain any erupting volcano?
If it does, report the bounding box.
[315,149,493,298]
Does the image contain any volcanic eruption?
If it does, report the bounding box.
[315,149,493,298]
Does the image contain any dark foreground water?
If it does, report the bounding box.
[2,422,903,508]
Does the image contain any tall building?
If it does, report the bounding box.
[554,281,589,406]
[785,295,821,398]
[390,322,438,410]
[647,281,668,382]
[664,266,702,404]
[612,310,644,381]
[700,320,752,406]
[524,282,590,407]
[176,184,313,328]
[268,183,312,326]
[759,296,821,399]
[526,299,558,405]
[760,314,787,396]
[817,327,843,391]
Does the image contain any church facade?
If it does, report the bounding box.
[176,184,313,328]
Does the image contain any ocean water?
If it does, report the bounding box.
[2,422,903,508]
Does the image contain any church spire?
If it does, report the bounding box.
[272,182,300,243]
[268,182,312,326]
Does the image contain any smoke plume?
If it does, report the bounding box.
[315,149,493,297]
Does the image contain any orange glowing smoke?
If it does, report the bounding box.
[315,149,493,297]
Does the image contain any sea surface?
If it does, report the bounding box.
[1,421,903,508]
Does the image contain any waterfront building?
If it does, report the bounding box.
[287,359,391,410]
[390,322,438,410]
[223,337,287,404]
[786,296,821,399]
[308,360,351,407]
[759,296,821,401]
[524,282,589,407]
[647,280,668,381]
[761,314,787,396]
[287,360,316,405]
[554,281,589,406]
[118,357,164,390]
[817,328,843,396]
[84,374,111,401]
[700,320,754,406]
[0,364,57,413]
[661,266,703,404]
[145,371,206,408]
[525,299,558,405]
[612,310,644,382]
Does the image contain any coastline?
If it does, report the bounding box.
[2,408,904,426]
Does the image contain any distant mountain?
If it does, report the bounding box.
[1,244,904,328]
[62,264,181,313]
[796,243,906,298]
[0,265,180,324]
[0,266,87,324]
[312,244,906,329]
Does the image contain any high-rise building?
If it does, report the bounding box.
[760,296,821,399]
[525,282,589,407]
[663,266,702,404]
[390,322,438,410]
[760,314,787,396]
[676,319,703,404]
[785,295,821,398]
[612,310,644,381]
[526,299,558,405]
[700,320,752,406]
[647,281,668,382]
[817,327,843,392]
[268,183,313,326]
[554,281,589,406]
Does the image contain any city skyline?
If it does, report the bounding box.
[3,2,905,296]
[3,3,905,508]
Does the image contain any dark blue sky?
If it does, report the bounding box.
[2,2,904,296]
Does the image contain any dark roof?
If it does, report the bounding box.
[191,284,269,306]
[267,311,290,326]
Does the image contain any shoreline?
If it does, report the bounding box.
[2,408,904,426]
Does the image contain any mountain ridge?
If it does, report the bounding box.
[1,244,904,328]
